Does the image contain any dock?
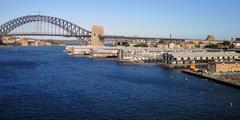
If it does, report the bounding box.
[182,70,240,88]
[64,46,165,62]
[64,46,120,58]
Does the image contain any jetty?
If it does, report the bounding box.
[182,70,240,88]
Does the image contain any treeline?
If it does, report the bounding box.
[205,41,234,49]
[42,40,64,45]
[116,42,149,47]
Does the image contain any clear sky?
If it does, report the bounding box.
[0,0,240,40]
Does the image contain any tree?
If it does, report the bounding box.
[134,43,148,47]
[229,44,235,49]
[223,41,230,46]
[0,40,3,45]
[222,41,234,49]
[158,40,165,44]
[122,42,130,47]
[205,44,219,49]
[0,36,3,45]
[117,42,130,47]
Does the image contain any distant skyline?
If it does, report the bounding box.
[0,0,240,40]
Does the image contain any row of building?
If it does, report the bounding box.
[118,47,240,73]
[159,50,240,73]
[0,36,53,46]
[157,40,240,49]
[113,35,240,49]
[160,51,240,66]
[64,44,240,73]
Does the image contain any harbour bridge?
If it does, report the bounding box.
[0,15,185,46]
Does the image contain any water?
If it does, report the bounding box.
[0,46,239,120]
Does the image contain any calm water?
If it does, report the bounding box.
[0,46,239,120]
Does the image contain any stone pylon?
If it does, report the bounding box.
[91,25,104,46]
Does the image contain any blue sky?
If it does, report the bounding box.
[0,0,240,40]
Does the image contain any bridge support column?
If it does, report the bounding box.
[91,25,104,46]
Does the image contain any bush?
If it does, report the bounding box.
[117,42,130,47]
[205,44,219,49]
[134,43,148,47]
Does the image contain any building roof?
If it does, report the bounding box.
[209,61,240,65]
[169,51,240,58]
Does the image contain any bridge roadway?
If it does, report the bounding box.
[102,35,187,41]
[1,33,187,42]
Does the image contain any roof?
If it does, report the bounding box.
[169,51,240,58]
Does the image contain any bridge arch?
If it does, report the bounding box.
[0,15,91,45]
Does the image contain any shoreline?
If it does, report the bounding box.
[182,70,240,88]
[0,45,13,48]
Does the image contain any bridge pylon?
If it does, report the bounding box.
[91,25,104,46]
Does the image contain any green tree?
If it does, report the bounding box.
[158,40,165,43]
[117,42,130,47]
[223,41,230,46]
[205,44,219,49]
[0,36,3,45]
[134,43,148,47]
[122,42,130,47]
[229,43,235,49]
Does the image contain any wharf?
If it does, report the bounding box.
[64,46,120,58]
[65,46,164,61]
[182,70,240,88]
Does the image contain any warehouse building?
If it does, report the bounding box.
[160,51,240,67]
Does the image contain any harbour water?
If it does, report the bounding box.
[0,46,239,120]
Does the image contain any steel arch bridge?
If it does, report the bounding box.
[0,15,91,45]
[0,15,187,46]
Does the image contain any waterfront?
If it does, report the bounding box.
[0,46,240,120]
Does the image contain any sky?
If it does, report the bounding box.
[0,0,240,40]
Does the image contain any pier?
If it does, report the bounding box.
[65,46,240,65]
[65,46,165,62]
[64,46,120,58]
[182,70,240,88]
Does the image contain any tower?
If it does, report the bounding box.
[91,25,104,46]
